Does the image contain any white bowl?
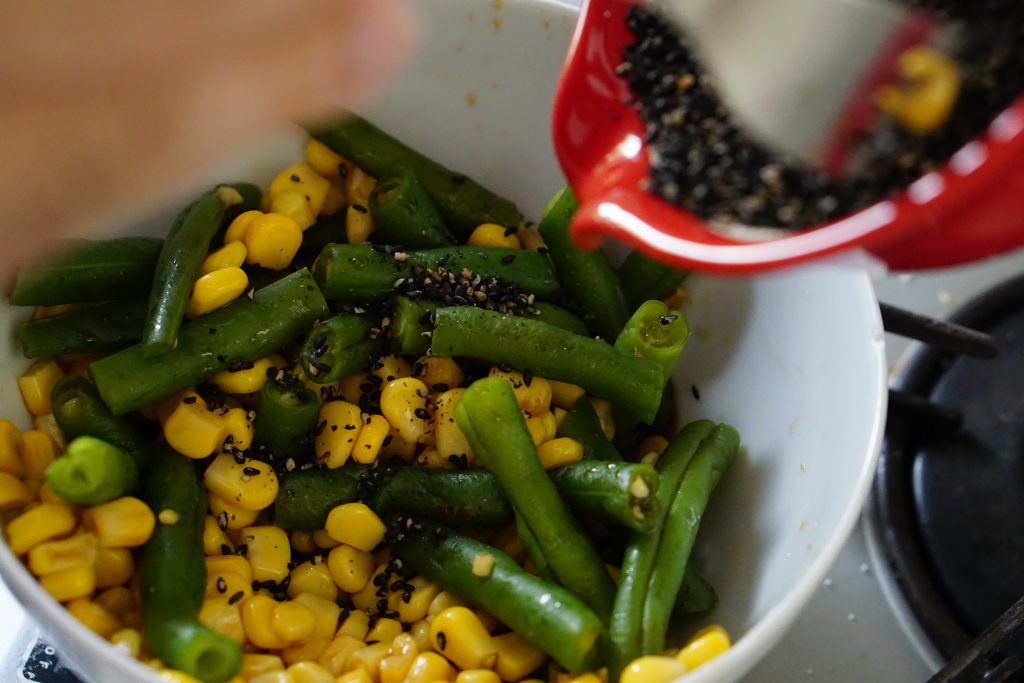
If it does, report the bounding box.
[0,1,887,681]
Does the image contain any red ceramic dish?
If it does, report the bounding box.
[553,0,1024,274]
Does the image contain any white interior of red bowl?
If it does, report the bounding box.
[0,1,886,681]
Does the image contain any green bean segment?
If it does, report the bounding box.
[19,299,147,359]
[300,314,384,384]
[45,436,137,505]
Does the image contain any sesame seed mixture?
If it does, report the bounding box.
[619,2,1024,229]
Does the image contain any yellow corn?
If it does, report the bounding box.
[32,413,66,449]
[269,164,331,216]
[203,515,233,556]
[292,592,341,641]
[312,529,340,549]
[321,181,346,216]
[244,212,303,271]
[560,675,603,683]
[620,656,687,683]
[467,224,520,249]
[415,356,464,391]
[432,389,473,465]
[67,598,122,637]
[404,652,455,683]
[325,503,386,552]
[524,412,557,447]
[200,241,248,276]
[197,596,245,644]
[95,585,133,615]
[6,502,77,554]
[429,607,498,670]
[0,419,25,477]
[408,620,433,654]
[351,414,389,464]
[547,380,585,410]
[82,496,155,547]
[185,267,249,318]
[240,594,289,649]
[27,531,98,576]
[287,560,338,601]
[94,546,134,588]
[371,355,413,384]
[345,204,375,244]
[0,472,31,511]
[270,599,317,644]
[633,435,669,463]
[161,391,226,459]
[314,400,363,468]
[158,671,204,683]
[397,576,441,624]
[271,191,317,231]
[20,429,59,480]
[204,454,279,512]
[365,618,403,645]
[18,360,64,416]
[456,671,501,683]
[338,372,372,404]
[471,553,495,579]
[31,303,74,320]
[350,562,389,612]
[380,377,431,444]
[210,354,286,395]
[536,437,584,470]
[282,637,331,666]
[489,525,527,564]
[589,398,615,440]
[487,369,552,417]
[241,525,290,582]
[517,226,546,251]
[427,591,468,617]
[676,624,731,671]
[337,609,370,641]
[40,563,95,601]
[288,529,315,555]
[346,641,390,679]
[209,493,260,530]
[473,610,500,635]
[319,634,364,677]
[305,139,345,179]
[379,635,418,683]
[241,653,286,679]
[346,165,377,206]
[876,47,961,135]
[324,543,374,593]
[286,661,335,683]
[221,407,254,451]
[492,632,545,682]
[380,425,418,463]
[204,569,252,602]
[224,209,263,243]
[110,627,142,658]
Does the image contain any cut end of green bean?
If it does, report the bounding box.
[615,301,690,382]
[45,435,138,505]
[159,620,243,683]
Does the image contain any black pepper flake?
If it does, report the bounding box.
[436,632,447,650]
[352,204,369,214]
[659,314,679,325]
[522,369,534,387]
[228,591,245,605]
[432,383,449,393]
[691,384,701,400]
[235,543,248,557]
[182,396,198,405]
[242,466,260,476]
[220,543,233,555]
[290,173,301,182]
[216,577,227,593]
[501,254,516,264]
[414,407,431,420]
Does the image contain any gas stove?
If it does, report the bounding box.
[2,248,1022,682]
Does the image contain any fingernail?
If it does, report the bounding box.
[343,0,418,97]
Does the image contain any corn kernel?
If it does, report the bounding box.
[468,224,519,249]
[225,210,263,243]
[204,569,252,603]
[380,425,418,463]
[6,501,76,554]
[488,369,551,416]
[0,472,31,511]
[82,496,155,547]
[209,494,260,530]
[287,560,338,602]
[294,590,344,639]
[269,164,331,216]
[95,586,133,615]
[271,599,317,644]
[20,430,59,480]
[194,596,244,644]
[241,526,290,582]
[371,355,413,384]
[0,419,25,478]
[324,544,375,594]
[204,454,279,512]
[589,398,615,440]
[517,226,546,251]
[404,651,455,683]
[200,241,248,276]
[290,529,317,556]
[398,577,442,624]
[241,595,289,649]
[429,607,498,670]
[240,654,286,679]
[247,672,292,683]
[408,620,433,653]
[337,609,370,640]
[560,675,603,683]
[620,656,687,683]
[876,47,961,135]
[31,414,65,449]
[676,625,731,671]
[158,671,204,683]
[320,634,365,676]
[282,638,331,667]
[321,181,345,215]
[379,639,418,683]
[271,191,317,230]
[18,361,64,416]
[312,529,340,549]
[366,618,402,644]
[524,412,557,447]
[305,139,345,178]
[110,627,142,658]
[67,597,122,637]
[186,267,249,318]
[456,670,501,683]
[351,415,389,464]
[415,356,464,391]
[633,435,669,463]
[346,642,390,679]
[427,591,468,617]
[162,392,225,459]
[432,389,473,464]
[94,546,134,588]
[41,563,95,601]
[536,437,584,470]
[28,531,98,575]
[244,213,303,271]
[547,380,585,410]
[350,563,389,611]
[203,515,233,556]
[210,355,285,395]
[286,661,335,683]
[314,400,363,468]
[380,377,431,444]
[492,632,545,682]
[325,503,385,552]
[346,165,377,206]
[345,204,375,244]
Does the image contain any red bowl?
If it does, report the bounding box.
[553,0,1024,274]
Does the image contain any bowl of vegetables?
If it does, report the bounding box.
[0,1,887,682]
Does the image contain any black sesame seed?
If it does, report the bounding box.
[228,591,245,605]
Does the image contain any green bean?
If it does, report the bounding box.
[141,444,241,683]
[19,299,147,359]
[549,461,659,534]
[393,523,605,674]
[143,183,260,356]
[44,436,137,505]
[309,112,521,236]
[537,187,628,340]
[515,512,556,582]
[615,301,690,381]
[618,250,689,311]
[312,244,559,303]
[371,167,454,248]
[300,314,384,384]
[608,420,714,678]
[556,398,624,462]
[89,269,328,415]
[641,424,739,653]
[677,565,718,614]
[455,378,616,618]
[9,237,163,306]
[50,376,150,474]
[253,378,320,461]
[521,302,589,336]
[432,307,664,423]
